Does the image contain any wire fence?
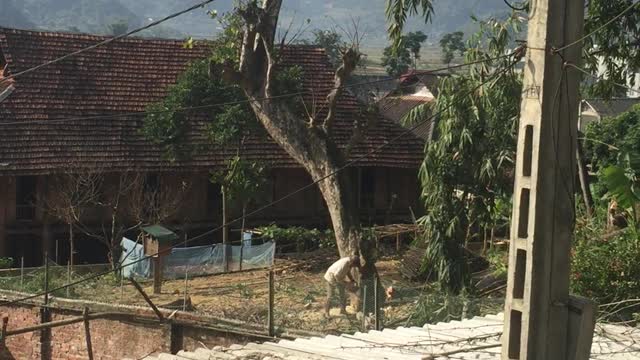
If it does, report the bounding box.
[0,252,636,338]
[0,253,508,336]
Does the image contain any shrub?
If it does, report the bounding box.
[0,257,13,269]
[571,230,640,307]
[257,225,335,253]
[584,104,640,172]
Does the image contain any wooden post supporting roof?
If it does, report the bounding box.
[502,0,591,359]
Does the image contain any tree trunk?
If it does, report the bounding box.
[227,0,377,307]
[240,203,247,271]
[576,135,594,217]
[110,214,118,270]
[69,223,74,267]
[222,185,229,272]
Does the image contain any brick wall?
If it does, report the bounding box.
[0,304,255,360]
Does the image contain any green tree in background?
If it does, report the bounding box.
[439,31,465,65]
[381,44,412,76]
[584,104,640,173]
[407,16,523,292]
[381,31,428,76]
[405,31,428,67]
[387,0,640,98]
[107,19,129,36]
[386,0,640,292]
[310,29,346,68]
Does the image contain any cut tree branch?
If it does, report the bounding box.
[322,47,360,131]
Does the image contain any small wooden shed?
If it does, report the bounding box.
[141,225,177,294]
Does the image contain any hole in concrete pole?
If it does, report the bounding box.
[513,249,526,299]
[508,310,522,359]
[523,125,533,177]
[517,188,530,238]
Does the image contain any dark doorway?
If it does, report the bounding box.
[15,176,37,221]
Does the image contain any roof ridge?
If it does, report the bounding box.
[0,26,191,45]
[0,27,331,51]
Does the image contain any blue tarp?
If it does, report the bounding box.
[119,237,275,279]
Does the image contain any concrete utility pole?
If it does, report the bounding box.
[502,0,595,359]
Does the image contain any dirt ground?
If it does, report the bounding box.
[73,250,429,334]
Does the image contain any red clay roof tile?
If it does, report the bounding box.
[0,28,423,175]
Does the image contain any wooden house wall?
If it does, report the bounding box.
[0,167,419,265]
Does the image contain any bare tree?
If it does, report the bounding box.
[90,171,143,268]
[219,0,376,283]
[127,173,191,226]
[75,171,190,269]
[42,168,102,267]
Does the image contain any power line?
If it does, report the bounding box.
[565,62,640,95]
[0,0,216,86]
[555,1,640,53]
[0,54,521,307]
[0,54,512,127]
[503,0,528,12]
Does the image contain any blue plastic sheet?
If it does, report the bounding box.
[119,238,275,279]
[120,237,150,278]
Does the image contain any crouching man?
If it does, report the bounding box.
[324,255,360,317]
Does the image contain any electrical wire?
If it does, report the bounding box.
[0,55,521,307]
[0,54,511,127]
[565,62,640,95]
[503,0,528,12]
[554,0,640,53]
[0,0,217,86]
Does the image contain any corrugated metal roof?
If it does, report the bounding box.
[136,313,640,359]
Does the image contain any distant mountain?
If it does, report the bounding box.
[0,0,508,46]
[0,0,35,30]
[0,0,182,37]
[20,0,141,34]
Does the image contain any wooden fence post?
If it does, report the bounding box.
[43,254,49,305]
[239,244,244,271]
[183,270,189,312]
[268,270,274,337]
[66,261,71,298]
[362,285,367,331]
[41,254,51,360]
[1,316,8,343]
[83,307,94,360]
[129,278,164,321]
[374,275,380,331]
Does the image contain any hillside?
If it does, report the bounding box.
[0,0,34,30]
[0,0,508,45]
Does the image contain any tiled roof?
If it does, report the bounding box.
[0,28,424,175]
[138,313,640,359]
[378,95,434,140]
[584,98,640,119]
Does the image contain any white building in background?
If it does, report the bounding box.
[579,98,640,132]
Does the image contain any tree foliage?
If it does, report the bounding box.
[584,104,640,172]
[387,0,640,98]
[386,0,640,293]
[582,1,640,98]
[107,19,129,36]
[381,31,428,76]
[309,30,347,68]
[406,16,523,292]
[214,154,264,198]
[439,31,465,65]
